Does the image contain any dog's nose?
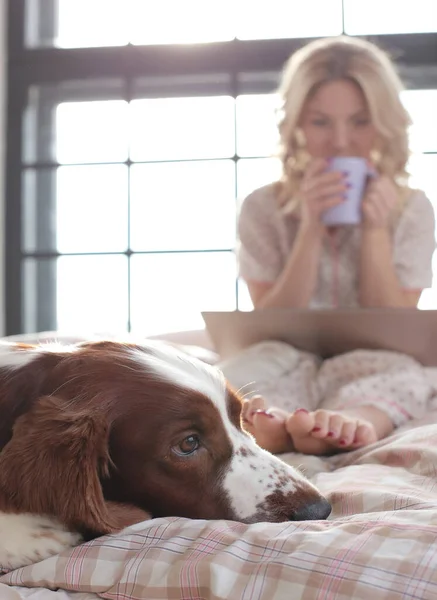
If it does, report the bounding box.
[292,498,332,521]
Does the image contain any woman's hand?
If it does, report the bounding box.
[361,175,399,229]
[298,158,347,233]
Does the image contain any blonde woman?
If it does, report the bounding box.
[234,36,436,456]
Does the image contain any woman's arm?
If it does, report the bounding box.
[359,180,434,309]
[249,224,323,308]
[359,227,421,308]
[245,159,347,309]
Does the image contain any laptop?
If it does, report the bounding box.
[201,309,437,366]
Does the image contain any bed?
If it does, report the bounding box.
[1,330,437,599]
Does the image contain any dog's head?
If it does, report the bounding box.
[0,340,330,537]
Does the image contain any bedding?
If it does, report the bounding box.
[1,332,437,599]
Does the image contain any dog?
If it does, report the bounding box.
[0,339,331,570]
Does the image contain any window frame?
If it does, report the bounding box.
[5,0,437,334]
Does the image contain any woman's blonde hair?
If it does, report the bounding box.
[275,35,412,209]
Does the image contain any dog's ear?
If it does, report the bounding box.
[0,395,150,536]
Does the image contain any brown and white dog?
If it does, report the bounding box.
[0,339,331,570]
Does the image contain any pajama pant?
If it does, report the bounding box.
[218,341,434,427]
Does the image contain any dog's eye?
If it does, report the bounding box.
[173,435,200,456]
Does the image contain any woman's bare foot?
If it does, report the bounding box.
[241,396,293,454]
[284,408,380,455]
[242,396,394,456]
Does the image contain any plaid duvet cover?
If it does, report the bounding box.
[2,418,437,600]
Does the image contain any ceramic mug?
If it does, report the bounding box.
[322,156,374,226]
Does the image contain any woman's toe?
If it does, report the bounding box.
[353,422,378,447]
[250,410,292,454]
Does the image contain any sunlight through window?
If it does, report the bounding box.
[20,0,437,333]
[344,0,437,34]
[52,0,344,48]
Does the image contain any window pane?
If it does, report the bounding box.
[23,81,126,164]
[237,279,254,311]
[21,166,130,256]
[130,97,235,162]
[57,255,128,331]
[26,0,129,48]
[23,258,57,332]
[57,0,129,48]
[56,165,128,253]
[28,0,437,49]
[130,0,234,45]
[130,252,237,335]
[130,161,236,252]
[237,0,342,40]
[26,0,234,48]
[236,94,279,158]
[22,169,57,253]
[237,158,282,206]
[402,90,437,153]
[418,257,437,310]
[344,0,437,34]
[417,249,437,310]
[56,101,129,164]
[408,154,437,219]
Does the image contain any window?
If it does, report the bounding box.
[344,0,437,35]
[26,0,343,48]
[6,1,437,335]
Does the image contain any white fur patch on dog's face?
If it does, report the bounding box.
[129,341,228,410]
[223,429,319,522]
[128,341,325,523]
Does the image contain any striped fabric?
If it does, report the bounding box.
[2,417,437,600]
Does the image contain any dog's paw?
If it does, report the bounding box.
[0,512,82,571]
